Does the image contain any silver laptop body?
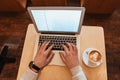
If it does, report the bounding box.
[27,7,85,66]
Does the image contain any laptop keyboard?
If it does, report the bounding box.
[39,35,76,50]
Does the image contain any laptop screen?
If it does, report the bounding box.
[28,7,85,34]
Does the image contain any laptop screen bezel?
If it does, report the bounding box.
[27,7,85,34]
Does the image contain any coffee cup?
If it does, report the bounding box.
[88,49,102,66]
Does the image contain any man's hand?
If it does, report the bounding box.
[34,41,54,68]
[60,42,80,69]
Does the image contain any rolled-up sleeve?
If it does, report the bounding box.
[20,68,38,80]
[70,66,87,80]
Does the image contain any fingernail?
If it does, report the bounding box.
[61,44,64,47]
[52,44,54,47]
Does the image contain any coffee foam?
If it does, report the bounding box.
[89,51,101,62]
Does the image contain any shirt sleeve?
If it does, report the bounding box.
[70,66,87,80]
[20,68,38,80]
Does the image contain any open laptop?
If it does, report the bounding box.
[27,7,85,66]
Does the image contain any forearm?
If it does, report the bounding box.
[20,68,38,80]
[70,66,87,80]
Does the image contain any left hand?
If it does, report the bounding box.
[34,41,55,68]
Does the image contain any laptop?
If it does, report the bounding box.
[27,7,85,66]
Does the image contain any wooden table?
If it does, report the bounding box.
[17,24,107,80]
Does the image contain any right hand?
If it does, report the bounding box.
[60,42,80,69]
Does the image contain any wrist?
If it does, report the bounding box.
[29,61,42,73]
[30,67,39,73]
[68,63,80,69]
[70,65,82,76]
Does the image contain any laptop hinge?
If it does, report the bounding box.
[41,32,75,35]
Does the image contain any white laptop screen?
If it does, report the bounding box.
[31,10,82,33]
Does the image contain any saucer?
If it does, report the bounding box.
[82,48,102,67]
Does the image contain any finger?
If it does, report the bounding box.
[47,51,55,63]
[36,43,42,55]
[39,41,48,52]
[38,43,42,50]
[41,41,48,48]
[42,41,50,51]
[71,43,78,55]
[45,44,54,55]
[62,44,69,55]
[66,42,73,51]
[59,52,66,64]
[38,43,41,47]
[70,43,75,50]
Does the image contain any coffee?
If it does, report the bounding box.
[89,50,101,62]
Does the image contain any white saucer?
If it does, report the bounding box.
[82,48,102,68]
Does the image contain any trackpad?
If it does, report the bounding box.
[49,51,65,66]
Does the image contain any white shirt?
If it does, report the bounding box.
[20,66,87,80]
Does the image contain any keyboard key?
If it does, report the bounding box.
[39,35,76,50]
